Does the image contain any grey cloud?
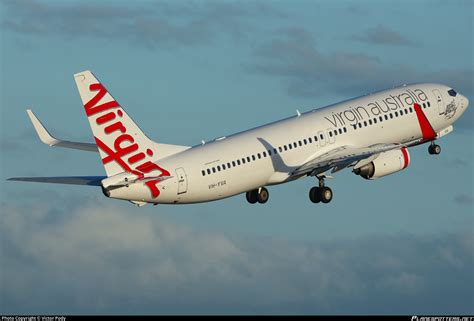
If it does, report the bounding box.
[1,201,473,314]
[249,28,474,105]
[454,194,473,205]
[352,24,415,46]
[1,0,281,48]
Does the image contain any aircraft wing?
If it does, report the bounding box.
[7,176,106,186]
[27,109,98,152]
[291,143,410,177]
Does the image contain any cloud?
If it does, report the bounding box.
[352,24,415,46]
[1,200,473,314]
[1,0,282,48]
[454,194,473,205]
[248,28,473,117]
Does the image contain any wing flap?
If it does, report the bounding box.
[8,176,106,186]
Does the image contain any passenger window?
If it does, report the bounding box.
[212,167,216,173]
[289,144,293,150]
[379,116,383,122]
[390,113,393,119]
[309,137,313,143]
[358,123,362,128]
[279,146,283,152]
[258,153,261,159]
[303,139,307,145]
[217,166,221,171]
[262,151,266,157]
[273,148,277,154]
[344,127,347,133]
[247,156,251,162]
[427,101,431,107]
[320,134,324,140]
[314,136,318,142]
[339,128,342,134]
[409,107,413,113]
[369,119,372,125]
[242,158,246,164]
[207,169,211,175]
[364,121,367,127]
[284,145,288,151]
[374,118,377,124]
[232,161,236,167]
[237,159,241,165]
[222,164,226,170]
[202,170,205,176]
[395,111,398,117]
[252,155,256,161]
[329,131,333,137]
[298,141,302,146]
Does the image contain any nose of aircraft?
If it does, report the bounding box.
[460,94,469,109]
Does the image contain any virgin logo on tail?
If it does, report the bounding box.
[85,83,170,198]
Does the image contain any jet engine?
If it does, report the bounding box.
[354,148,410,180]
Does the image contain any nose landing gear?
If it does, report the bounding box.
[428,142,441,155]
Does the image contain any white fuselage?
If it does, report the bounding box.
[107,83,469,204]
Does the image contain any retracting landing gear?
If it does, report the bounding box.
[246,187,269,204]
[428,142,441,155]
[309,175,333,204]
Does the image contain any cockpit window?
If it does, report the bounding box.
[448,89,457,97]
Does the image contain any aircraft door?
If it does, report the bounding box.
[433,89,445,115]
[327,128,336,144]
[317,131,326,146]
[175,167,188,194]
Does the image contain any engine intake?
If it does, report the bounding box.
[354,148,410,180]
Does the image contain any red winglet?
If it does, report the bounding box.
[413,103,436,141]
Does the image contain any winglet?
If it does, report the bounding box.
[26,109,60,146]
[25,109,98,152]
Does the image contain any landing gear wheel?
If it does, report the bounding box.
[257,187,269,204]
[246,190,258,204]
[309,187,321,203]
[428,143,441,155]
[319,186,333,203]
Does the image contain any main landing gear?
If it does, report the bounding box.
[428,142,441,155]
[309,175,333,204]
[246,187,269,204]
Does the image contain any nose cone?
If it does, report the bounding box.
[461,94,469,109]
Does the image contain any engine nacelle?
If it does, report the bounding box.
[354,148,410,180]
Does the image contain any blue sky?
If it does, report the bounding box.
[1,0,473,314]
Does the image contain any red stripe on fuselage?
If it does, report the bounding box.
[413,103,436,141]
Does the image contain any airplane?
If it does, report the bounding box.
[8,70,469,206]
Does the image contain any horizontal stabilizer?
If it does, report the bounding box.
[27,109,98,152]
[7,176,106,186]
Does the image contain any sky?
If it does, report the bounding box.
[0,0,473,315]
